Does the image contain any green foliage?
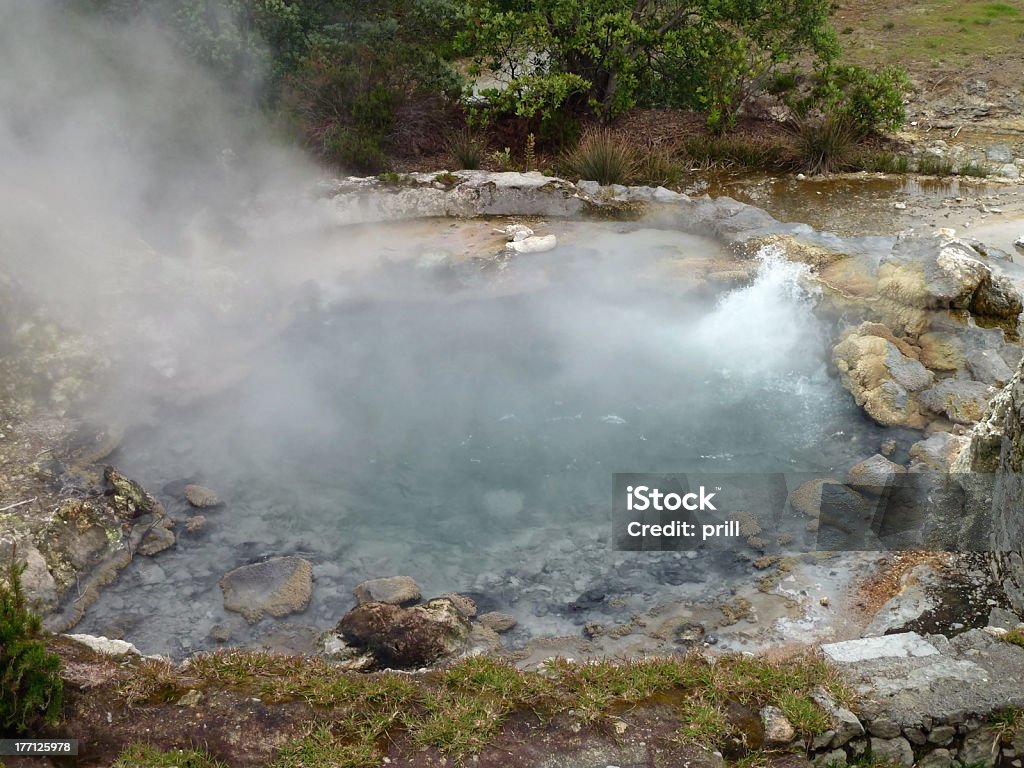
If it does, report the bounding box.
[1,550,63,734]
[560,129,636,185]
[634,147,685,187]
[460,0,841,125]
[853,150,910,173]
[916,154,955,176]
[959,160,988,178]
[797,64,910,137]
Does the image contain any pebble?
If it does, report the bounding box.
[894,202,907,210]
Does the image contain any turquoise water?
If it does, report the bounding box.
[78,222,885,656]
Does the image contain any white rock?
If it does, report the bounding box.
[494,224,533,241]
[894,202,907,210]
[505,234,557,253]
[821,632,939,663]
[65,634,141,656]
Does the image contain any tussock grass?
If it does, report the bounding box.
[561,128,637,185]
[1005,628,1024,648]
[445,128,486,170]
[916,154,956,177]
[790,115,859,174]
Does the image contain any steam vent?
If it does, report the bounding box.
[3,1,1024,765]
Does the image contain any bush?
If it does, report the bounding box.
[1,548,63,734]
[560,129,636,185]
[800,64,909,137]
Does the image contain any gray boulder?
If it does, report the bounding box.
[353,575,421,606]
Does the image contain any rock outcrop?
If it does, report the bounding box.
[833,323,933,427]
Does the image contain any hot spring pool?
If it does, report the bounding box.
[77,219,889,656]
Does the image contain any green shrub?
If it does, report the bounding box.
[1,548,63,734]
[958,160,988,178]
[853,149,910,173]
[561,129,636,185]
[807,64,910,136]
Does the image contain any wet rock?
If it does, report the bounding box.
[871,736,914,766]
[671,621,706,648]
[478,611,517,633]
[846,454,906,496]
[353,575,421,606]
[137,523,175,556]
[833,323,932,427]
[336,597,472,668]
[918,332,965,372]
[971,274,1023,321]
[209,623,232,643]
[439,592,477,618]
[183,484,222,509]
[919,378,992,424]
[967,349,1015,387]
[177,689,202,707]
[761,705,796,745]
[104,466,156,518]
[185,515,207,534]
[909,431,970,471]
[220,556,313,623]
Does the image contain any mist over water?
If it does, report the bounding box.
[0,2,881,654]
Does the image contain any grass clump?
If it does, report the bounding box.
[274,725,381,768]
[561,129,637,185]
[789,114,859,174]
[1,548,63,733]
[446,128,486,170]
[959,160,988,178]
[915,154,955,176]
[113,743,228,768]
[634,147,685,187]
[1005,628,1024,648]
[854,150,910,174]
[680,135,790,171]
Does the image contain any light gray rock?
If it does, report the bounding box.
[986,144,1013,163]
[909,431,971,471]
[220,556,313,623]
[65,633,141,656]
[988,607,1022,630]
[811,689,865,747]
[353,575,421,606]
[870,736,914,766]
[822,632,939,663]
[999,164,1021,180]
[967,350,1015,387]
[762,705,797,745]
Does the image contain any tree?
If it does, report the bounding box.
[1,547,64,734]
[459,0,841,129]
